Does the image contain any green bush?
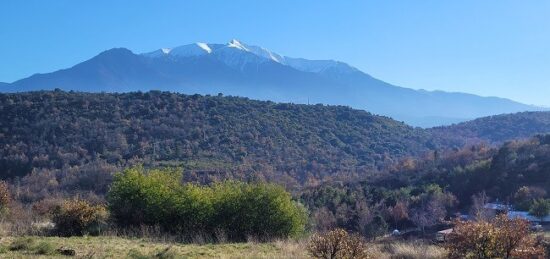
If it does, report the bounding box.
[52,199,108,236]
[210,181,307,241]
[107,167,307,241]
[530,199,550,222]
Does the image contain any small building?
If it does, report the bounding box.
[483,202,511,213]
[436,228,453,242]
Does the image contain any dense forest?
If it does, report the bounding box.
[0,90,437,188]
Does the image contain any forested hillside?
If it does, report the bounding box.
[430,111,550,146]
[300,135,550,235]
[2,91,550,203]
[0,90,436,189]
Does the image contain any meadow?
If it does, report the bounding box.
[0,235,447,259]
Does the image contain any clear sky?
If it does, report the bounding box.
[1,0,549,106]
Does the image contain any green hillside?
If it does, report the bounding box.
[0,90,435,187]
[430,111,550,146]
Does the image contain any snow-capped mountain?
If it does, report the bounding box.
[143,39,357,74]
[1,39,542,127]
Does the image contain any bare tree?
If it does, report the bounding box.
[470,192,494,221]
[313,208,337,232]
[411,198,445,235]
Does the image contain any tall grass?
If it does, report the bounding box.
[379,240,447,259]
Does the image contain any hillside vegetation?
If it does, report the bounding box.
[2,91,550,202]
[299,135,550,236]
[0,91,549,257]
[0,90,435,186]
[430,111,550,146]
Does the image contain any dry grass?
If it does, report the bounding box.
[0,236,310,258]
[350,240,447,259]
[385,241,447,259]
[0,235,448,258]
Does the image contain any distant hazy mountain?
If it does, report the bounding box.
[2,39,541,127]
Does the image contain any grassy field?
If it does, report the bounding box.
[0,235,449,258]
[0,236,307,259]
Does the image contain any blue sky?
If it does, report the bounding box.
[1,0,549,106]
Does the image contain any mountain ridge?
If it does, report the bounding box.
[2,40,543,127]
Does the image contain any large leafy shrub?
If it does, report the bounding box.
[210,181,307,241]
[107,167,307,241]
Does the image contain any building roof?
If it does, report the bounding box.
[507,211,550,222]
[437,228,454,234]
[483,203,511,211]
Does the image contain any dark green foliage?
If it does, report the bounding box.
[513,186,546,211]
[530,199,550,221]
[107,167,307,241]
[363,214,388,239]
[0,90,436,185]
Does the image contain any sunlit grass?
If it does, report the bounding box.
[0,236,309,258]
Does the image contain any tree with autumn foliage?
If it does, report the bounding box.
[446,214,545,258]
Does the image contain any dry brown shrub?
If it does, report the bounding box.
[31,198,63,218]
[0,180,11,208]
[52,199,108,236]
[307,228,371,259]
[446,214,546,258]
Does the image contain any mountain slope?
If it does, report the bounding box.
[429,111,550,146]
[10,48,173,92]
[4,40,541,127]
[0,91,437,183]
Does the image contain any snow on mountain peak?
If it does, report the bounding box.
[227,39,249,51]
[196,43,212,53]
[141,39,357,74]
[168,43,213,58]
[226,39,284,63]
